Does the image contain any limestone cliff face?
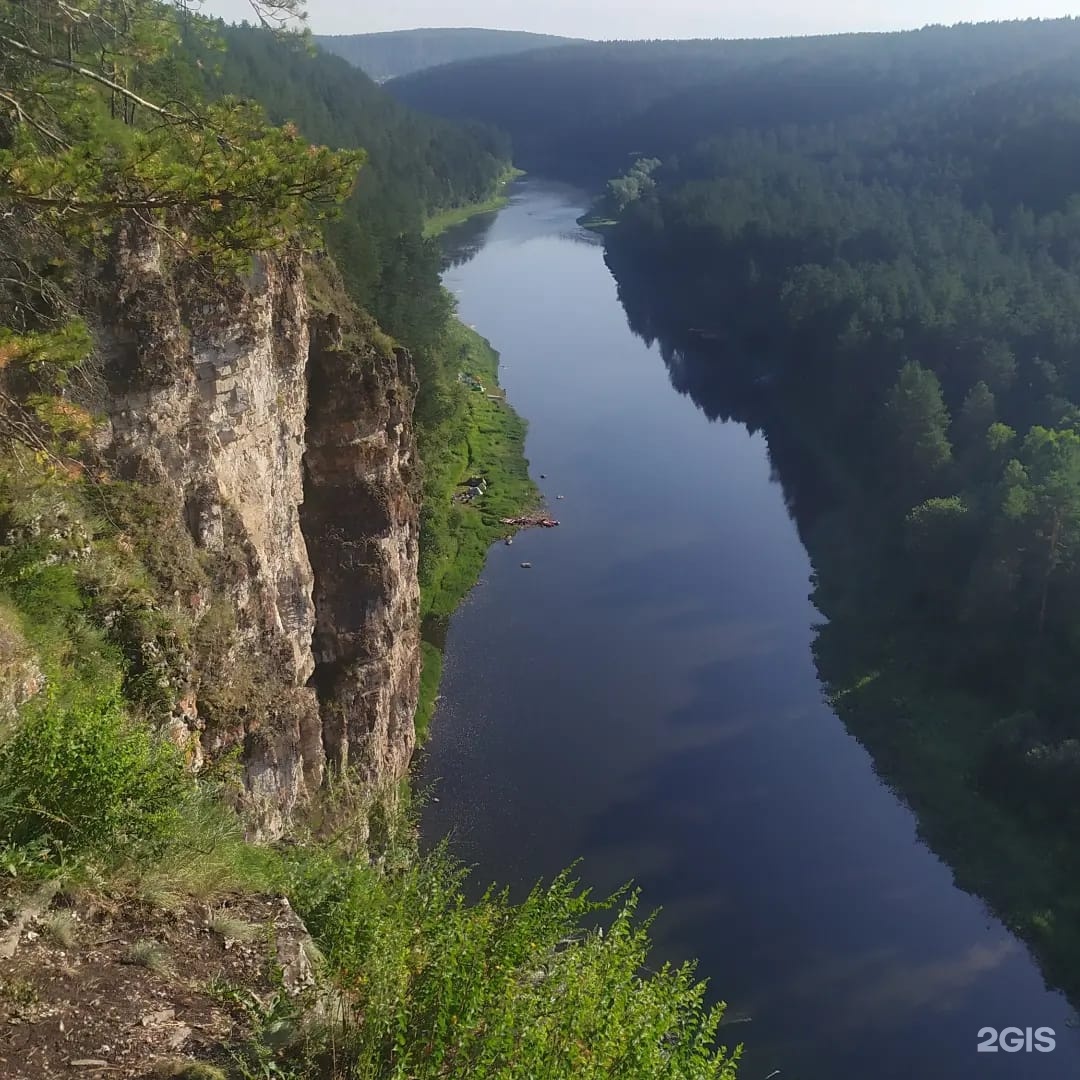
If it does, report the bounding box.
[303,318,421,785]
[98,227,420,832]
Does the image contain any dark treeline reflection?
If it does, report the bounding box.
[611,256,841,546]
[440,212,500,270]
[610,246,1080,1010]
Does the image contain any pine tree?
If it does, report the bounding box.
[885,360,953,497]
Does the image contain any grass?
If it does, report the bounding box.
[0,686,742,1074]
[420,320,537,619]
[154,1062,227,1080]
[208,911,261,943]
[414,640,444,744]
[576,194,618,233]
[0,976,39,1007]
[422,168,525,238]
[577,213,618,231]
[124,938,171,974]
[414,319,537,741]
[43,910,77,948]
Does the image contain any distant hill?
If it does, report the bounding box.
[388,21,1080,183]
[314,28,581,82]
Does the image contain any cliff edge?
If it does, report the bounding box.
[99,228,420,833]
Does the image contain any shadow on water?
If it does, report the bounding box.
[440,209,500,269]
[609,227,1080,1029]
[420,180,1080,1080]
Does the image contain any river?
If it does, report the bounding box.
[418,179,1079,1080]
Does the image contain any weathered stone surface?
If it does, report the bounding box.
[97,228,421,833]
[0,608,43,726]
[274,897,319,995]
[303,318,421,785]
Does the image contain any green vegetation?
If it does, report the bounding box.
[414,318,536,737]
[0,690,742,1076]
[0,3,736,1075]
[1,1,359,269]
[414,641,445,744]
[418,320,536,618]
[577,213,618,232]
[125,938,172,973]
[290,851,740,1079]
[315,28,580,83]
[398,12,1080,1007]
[604,158,660,215]
[578,158,659,232]
[201,24,511,325]
[43,910,77,948]
[391,19,1080,185]
[155,1063,228,1080]
[423,168,524,237]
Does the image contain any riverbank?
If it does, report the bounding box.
[576,206,617,232]
[605,229,1080,1018]
[819,632,1080,1005]
[414,315,537,738]
[423,169,525,238]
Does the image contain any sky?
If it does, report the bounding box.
[206,0,1079,40]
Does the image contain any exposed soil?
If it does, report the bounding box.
[0,890,304,1079]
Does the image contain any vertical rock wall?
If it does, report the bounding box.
[303,316,421,785]
[99,229,420,832]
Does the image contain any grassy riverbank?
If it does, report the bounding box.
[577,210,617,232]
[414,317,537,738]
[423,168,525,237]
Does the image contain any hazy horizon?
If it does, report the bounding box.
[205,1,1079,41]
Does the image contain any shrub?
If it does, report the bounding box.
[0,689,185,859]
[287,851,741,1079]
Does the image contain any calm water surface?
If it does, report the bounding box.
[418,180,1080,1080]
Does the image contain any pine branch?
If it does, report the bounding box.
[0,88,71,148]
[0,31,195,123]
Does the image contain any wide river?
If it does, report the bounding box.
[418,180,1079,1079]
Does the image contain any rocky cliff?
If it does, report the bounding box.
[303,314,420,787]
[99,227,420,833]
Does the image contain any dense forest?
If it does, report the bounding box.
[396,17,1080,1002]
[316,27,579,82]
[391,19,1080,183]
[203,26,510,331]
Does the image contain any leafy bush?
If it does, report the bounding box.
[0,689,185,858]
[288,851,740,1079]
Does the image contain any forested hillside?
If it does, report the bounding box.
[203,25,510,323]
[396,16,1080,1003]
[390,20,1080,183]
[317,27,579,82]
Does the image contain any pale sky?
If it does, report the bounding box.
[207,0,1078,40]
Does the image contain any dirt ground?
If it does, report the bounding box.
[0,890,308,1079]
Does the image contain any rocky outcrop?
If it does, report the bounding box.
[303,316,421,784]
[0,607,43,730]
[97,228,421,832]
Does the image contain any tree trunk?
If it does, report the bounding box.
[1037,509,1062,641]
